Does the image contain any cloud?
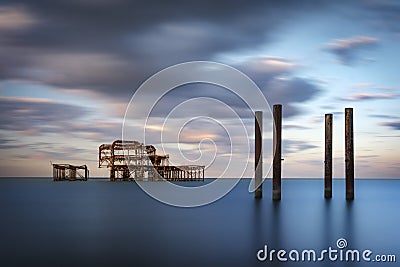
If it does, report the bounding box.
[0,5,39,30]
[358,0,400,34]
[26,52,134,90]
[235,56,297,79]
[326,36,379,65]
[0,96,89,132]
[0,95,125,141]
[0,1,334,96]
[369,114,399,120]
[231,57,321,117]
[263,77,321,117]
[283,124,311,130]
[123,56,321,120]
[381,121,400,130]
[350,82,374,90]
[283,140,319,155]
[350,82,396,91]
[340,93,398,101]
[0,2,324,123]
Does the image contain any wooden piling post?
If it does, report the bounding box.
[345,108,354,200]
[325,114,333,198]
[255,111,263,198]
[273,104,282,201]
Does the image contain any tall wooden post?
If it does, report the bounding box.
[255,111,263,198]
[273,104,282,201]
[345,108,354,200]
[325,114,333,198]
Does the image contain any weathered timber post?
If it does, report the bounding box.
[255,111,263,198]
[325,114,333,198]
[85,165,88,180]
[273,104,282,201]
[345,108,354,200]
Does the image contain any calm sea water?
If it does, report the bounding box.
[0,178,399,267]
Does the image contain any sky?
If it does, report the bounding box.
[0,0,399,178]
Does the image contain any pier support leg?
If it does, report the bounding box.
[110,169,115,182]
[345,108,354,200]
[273,104,282,201]
[255,111,263,199]
[325,114,333,198]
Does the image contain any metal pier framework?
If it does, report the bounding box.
[52,164,89,181]
[98,140,204,181]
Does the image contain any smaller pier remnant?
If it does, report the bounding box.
[52,164,89,181]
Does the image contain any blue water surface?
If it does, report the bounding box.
[0,178,399,267]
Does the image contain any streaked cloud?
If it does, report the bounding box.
[0,0,333,97]
[381,121,400,130]
[0,96,122,141]
[283,140,319,155]
[326,36,379,65]
[0,5,39,30]
[350,82,396,91]
[283,124,311,130]
[0,96,88,132]
[233,57,321,118]
[263,77,321,117]
[340,93,398,101]
[237,56,296,76]
[28,52,133,89]
[359,0,400,34]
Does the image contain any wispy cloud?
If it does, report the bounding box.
[0,96,89,133]
[283,140,319,155]
[359,0,400,34]
[0,5,39,30]
[263,77,321,117]
[237,56,297,76]
[283,124,311,130]
[381,121,400,130]
[0,0,334,97]
[369,114,400,120]
[0,96,123,141]
[234,57,321,117]
[350,82,396,91]
[326,36,379,65]
[340,93,397,101]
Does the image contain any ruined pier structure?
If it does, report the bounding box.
[52,164,89,181]
[99,140,204,181]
